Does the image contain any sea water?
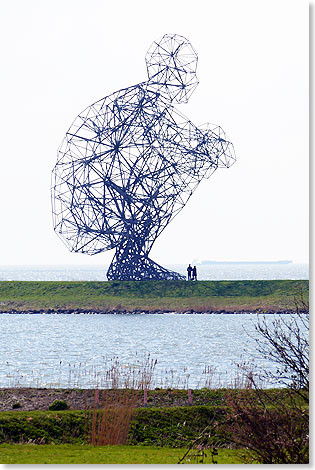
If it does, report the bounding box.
[0,312,308,389]
[0,263,308,389]
[0,263,309,281]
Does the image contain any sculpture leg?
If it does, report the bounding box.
[106,239,185,281]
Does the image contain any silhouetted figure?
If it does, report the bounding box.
[187,264,193,280]
[192,266,197,281]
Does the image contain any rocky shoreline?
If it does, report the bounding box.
[0,308,300,315]
[0,388,216,412]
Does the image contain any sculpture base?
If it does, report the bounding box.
[107,256,185,281]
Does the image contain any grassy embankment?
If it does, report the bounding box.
[0,279,309,312]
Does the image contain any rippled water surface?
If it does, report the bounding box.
[0,263,309,281]
[0,313,306,389]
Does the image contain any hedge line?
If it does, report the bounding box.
[128,405,227,447]
[0,410,88,444]
[2,390,307,447]
[0,406,227,447]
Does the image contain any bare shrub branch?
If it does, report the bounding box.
[225,389,309,464]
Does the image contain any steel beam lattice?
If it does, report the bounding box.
[51,34,236,280]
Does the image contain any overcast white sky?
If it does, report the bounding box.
[0,0,309,266]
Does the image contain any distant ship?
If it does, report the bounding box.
[200,260,292,265]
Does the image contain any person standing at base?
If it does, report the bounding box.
[192,265,197,281]
[187,264,193,280]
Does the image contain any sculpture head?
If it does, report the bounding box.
[145,33,199,104]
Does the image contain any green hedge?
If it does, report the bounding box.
[0,410,87,444]
[0,406,226,446]
[127,405,227,447]
[1,393,306,447]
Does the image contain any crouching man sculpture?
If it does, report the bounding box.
[51,34,236,280]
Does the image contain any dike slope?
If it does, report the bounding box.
[0,280,308,314]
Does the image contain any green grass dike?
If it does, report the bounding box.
[0,279,309,313]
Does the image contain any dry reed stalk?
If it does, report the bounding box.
[89,389,139,445]
[88,354,157,446]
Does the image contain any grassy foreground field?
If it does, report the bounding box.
[0,389,308,464]
[0,279,308,312]
[0,444,248,464]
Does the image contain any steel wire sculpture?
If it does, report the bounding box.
[51,33,236,280]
